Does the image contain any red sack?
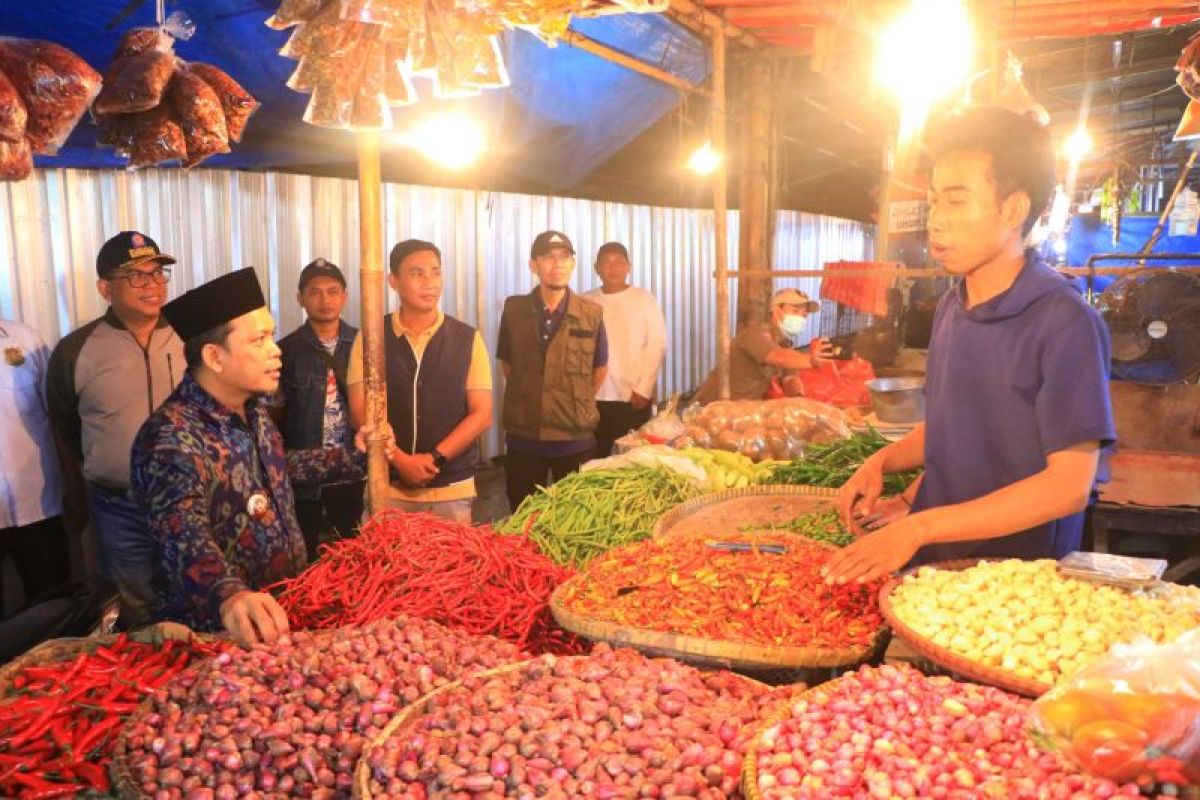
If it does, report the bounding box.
[0,136,33,181]
[798,358,875,408]
[167,67,229,167]
[0,38,101,155]
[0,69,26,142]
[94,50,176,115]
[820,261,894,317]
[185,63,258,143]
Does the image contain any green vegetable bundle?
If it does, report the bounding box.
[498,467,701,568]
[742,508,855,548]
[766,429,920,496]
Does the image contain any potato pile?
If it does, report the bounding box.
[890,559,1200,686]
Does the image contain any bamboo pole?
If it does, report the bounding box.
[875,135,895,261]
[712,25,731,400]
[1139,146,1199,256]
[563,31,709,96]
[357,133,390,514]
[736,55,772,328]
[726,265,1187,278]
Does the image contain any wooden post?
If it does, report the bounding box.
[736,55,773,329]
[712,25,731,400]
[876,133,895,261]
[357,133,390,513]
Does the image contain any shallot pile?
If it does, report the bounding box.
[753,663,1141,799]
[120,616,521,799]
[363,644,801,799]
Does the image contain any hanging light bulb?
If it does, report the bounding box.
[875,0,974,141]
[1064,127,1093,162]
[398,113,486,170]
[688,141,721,175]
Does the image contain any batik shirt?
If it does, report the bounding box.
[130,373,358,632]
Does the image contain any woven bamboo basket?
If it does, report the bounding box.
[0,622,200,698]
[651,484,840,540]
[354,658,771,800]
[740,685,821,800]
[878,559,1054,698]
[551,553,887,672]
[0,625,209,800]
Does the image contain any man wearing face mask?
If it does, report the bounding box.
[693,288,834,404]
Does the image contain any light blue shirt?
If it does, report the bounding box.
[0,320,63,527]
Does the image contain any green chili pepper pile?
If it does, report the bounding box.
[498,467,701,569]
[766,429,920,495]
[740,508,855,547]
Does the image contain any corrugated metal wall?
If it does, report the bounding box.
[0,169,873,457]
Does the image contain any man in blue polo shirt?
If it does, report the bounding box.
[827,106,1115,584]
[497,230,608,510]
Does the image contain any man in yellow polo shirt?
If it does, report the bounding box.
[347,240,493,523]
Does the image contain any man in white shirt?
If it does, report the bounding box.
[584,242,667,456]
[0,319,68,606]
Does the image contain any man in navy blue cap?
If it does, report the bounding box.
[496,231,609,510]
[46,230,185,628]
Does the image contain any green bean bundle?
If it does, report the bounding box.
[742,508,856,547]
[767,428,920,495]
[498,467,701,568]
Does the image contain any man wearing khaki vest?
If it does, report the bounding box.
[497,230,608,510]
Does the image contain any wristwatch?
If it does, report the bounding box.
[430,447,448,468]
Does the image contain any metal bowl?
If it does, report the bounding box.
[865,376,925,423]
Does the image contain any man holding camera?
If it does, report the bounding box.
[692,287,834,403]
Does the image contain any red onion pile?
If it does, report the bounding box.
[753,664,1143,800]
[120,616,523,799]
[363,644,800,799]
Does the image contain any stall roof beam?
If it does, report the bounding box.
[563,30,710,95]
[668,0,763,48]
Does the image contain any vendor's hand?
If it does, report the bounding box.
[810,337,836,367]
[629,392,652,411]
[355,421,396,454]
[857,494,911,531]
[219,591,290,646]
[391,451,439,487]
[822,517,924,585]
[837,454,886,529]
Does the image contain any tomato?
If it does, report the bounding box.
[1072,720,1150,781]
[1108,693,1200,748]
[1038,691,1114,738]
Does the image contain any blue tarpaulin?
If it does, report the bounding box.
[2,2,708,189]
[1067,213,1200,269]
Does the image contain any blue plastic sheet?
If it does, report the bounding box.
[1,2,708,188]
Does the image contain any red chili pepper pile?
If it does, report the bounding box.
[0,633,225,799]
[558,531,884,649]
[270,511,587,655]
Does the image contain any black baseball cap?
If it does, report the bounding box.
[298,258,346,291]
[530,230,575,259]
[595,241,629,261]
[96,231,176,277]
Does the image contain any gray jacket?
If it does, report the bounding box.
[47,308,184,491]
